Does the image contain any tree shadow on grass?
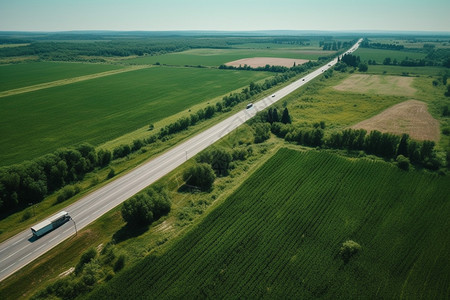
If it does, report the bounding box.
[112,224,149,244]
[177,184,212,194]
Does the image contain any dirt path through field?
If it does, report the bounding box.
[351,100,440,141]
[0,65,151,98]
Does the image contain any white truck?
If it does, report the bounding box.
[31,211,70,238]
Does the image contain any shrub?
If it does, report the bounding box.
[107,168,115,179]
[396,155,410,171]
[183,163,215,191]
[57,184,81,203]
[121,194,154,227]
[253,123,271,143]
[339,240,361,263]
[21,210,32,221]
[75,247,97,275]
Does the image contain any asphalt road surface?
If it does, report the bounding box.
[0,39,362,282]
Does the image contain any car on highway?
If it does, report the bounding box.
[246,103,253,109]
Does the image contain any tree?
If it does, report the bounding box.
[339,240,361,264]
[253,123,271,143]
[397,134,409,157]
[420,140,435,162]
[396,155,410,171]
[358,62,368,72]
[75,247,97,275]
[196,148,232,177]
[445,85,450,97]
[383,57,391,65]
[121,194,154,227]
[272,108,280,123]
[183,163,215,191]
[281,107,292,124]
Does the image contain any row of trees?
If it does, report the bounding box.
[360,41,405,50]
[0,144,112,213]
[320,40,354,51]
[183,146,252,191]
[252,109,444,170]
[1,57,315,214]
[219,64,290,73]
[327,129,441,169]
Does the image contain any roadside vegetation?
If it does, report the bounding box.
[1,33,449,299]
[87,149,450,299]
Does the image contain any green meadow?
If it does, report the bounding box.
[126,48,332,66]
[88,149,450,299]
[354,48,427,63]
[0,62,123,92]
[0,67,271,166]
[367,65,448,76]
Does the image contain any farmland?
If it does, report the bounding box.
[87,148,450,299]
[354,48,427,64]
[351,100,440,141]
[125,48,333,66]
[0,62,123,92]
[333,74,416,96]
[0,67,271,166]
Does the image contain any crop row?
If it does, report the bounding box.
[88,149,450,299]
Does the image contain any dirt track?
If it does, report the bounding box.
[0,65,151,98]
[351,100,440,141]
[225,57,309,68]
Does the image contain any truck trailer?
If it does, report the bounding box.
[31,211,70,238]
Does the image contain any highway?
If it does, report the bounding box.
[0,39,362,282]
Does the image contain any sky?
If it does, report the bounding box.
[0,0,449,32]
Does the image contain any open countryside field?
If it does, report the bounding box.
[351,100,440,141]
[282,73,412,129]
[125,48,333,66]
[225,57,309,68]
[366,65,448,76]
[0,67,271,166]
[333,74,416,96]
[0,62,123,92]
[353,48,427,64]
[88,149,450,299]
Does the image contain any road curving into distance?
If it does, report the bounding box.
[0,39,362,282]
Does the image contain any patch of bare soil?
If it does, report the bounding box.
[334,74,416,96]
[0,65,151,98]
[351,100,440,141]
[225,57,309,68]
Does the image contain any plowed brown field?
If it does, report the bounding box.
[351,100,440,141]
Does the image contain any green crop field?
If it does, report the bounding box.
[354,48,426,64]
[0,62,123,92]
[0,67,271,166]
[126,48,332,66]
[367,65,448,76]
[88,148,450,299]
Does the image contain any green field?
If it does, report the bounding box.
[0,67,271,166]
[126,48,332,66]
[354,48,427,63]
[88,148,450,299]
[367,65,448,76]
[0,62,123,92]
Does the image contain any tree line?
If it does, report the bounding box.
[252,111,446,171]
[0,144,112,213]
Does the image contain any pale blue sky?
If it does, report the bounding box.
[0,0,449,32]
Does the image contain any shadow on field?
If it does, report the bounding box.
[112,224,149,243]
[177,184,201,194]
